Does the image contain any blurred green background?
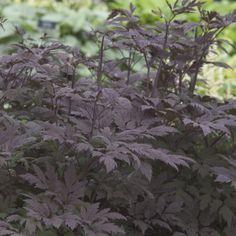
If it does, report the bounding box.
[0,0,236,99]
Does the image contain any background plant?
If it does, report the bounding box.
[0,0,108,55]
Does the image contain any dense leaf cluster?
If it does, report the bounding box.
[109,0,236,100]
[0,1,236,235]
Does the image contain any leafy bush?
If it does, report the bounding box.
[109,0,236,28]
[2,0,236,99]
[1,1,236,235]
[109,0,236,99]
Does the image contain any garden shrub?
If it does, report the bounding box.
[0,1,236,235]
[109,0,236,99]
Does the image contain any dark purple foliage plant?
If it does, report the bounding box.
[0,0,236,235]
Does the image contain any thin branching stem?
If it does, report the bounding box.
[68,65,76,115]
[126,46,132,85]
[89,90,102,141]
[97,35,105,88]
[151,20,170,97]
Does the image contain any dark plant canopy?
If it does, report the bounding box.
[0,1,236,235]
